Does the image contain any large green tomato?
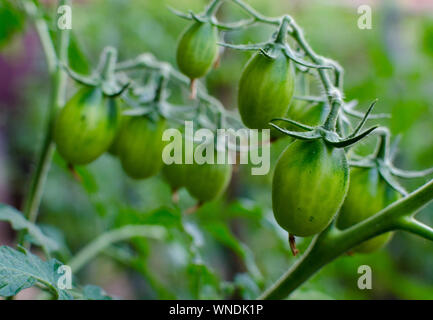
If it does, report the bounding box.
[272,140,349,237]
[176,22,218,80]
[54,87,119,165]
[337,167,400,253]
[118,116,166,179]
[238,50,295,129]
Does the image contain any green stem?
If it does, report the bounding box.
[115,54,233,120]
[230,0,280,24]
[274,16,290,44]
[323,99,342,131]
[374,127,391,160]
[21,0,70,226]
[68,225,166,273]
[397,217,433,241]
[260,179,433,300]
[99,46,118,81]
[205,0,223,17]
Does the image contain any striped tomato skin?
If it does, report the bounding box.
[272,140,349,237]
[118,117,166,180]
[54,87,119,165]
[184,150,232,202]
[337,167,400,253]
[238,50,295,130]
[176,22,218,80]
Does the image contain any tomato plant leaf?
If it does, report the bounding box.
[0,0,24,48]
[82,285,112,300]
[0,246,73,299]
[203,222,263,284]
[0,204,60,254]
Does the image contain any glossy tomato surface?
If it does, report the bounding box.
[337,167,400,253]
[176,22,218,80]
[238,50,295,129]
[54,87,119,165]
[272,140,349,237]
[118,116,166,179]
[184,149,232,202]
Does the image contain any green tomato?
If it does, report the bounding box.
[162,163,188,191]
[54,87,119,165]
[238,49,295,129]
[176,22,218,80]
[118,116,166,179]
[272,140,349,237]
[336,167,400,253]
[184,150,232,202]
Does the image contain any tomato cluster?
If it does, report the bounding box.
[172,13,427,255]
[54,83,233,206]
[54,7,431,257]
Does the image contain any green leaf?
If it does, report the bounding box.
[234,273,261,300]
[0,1,24,48]
[0,204,60,254]
[67,32,92,75]
[82,285,112,300]
[0,246,73,299]
[203,222,263,284]
[187,263,221,300]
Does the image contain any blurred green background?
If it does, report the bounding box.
[0,0,432,299]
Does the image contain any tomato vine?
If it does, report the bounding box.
[8,0,433,300]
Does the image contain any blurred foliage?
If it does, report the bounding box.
[1,0,433,299]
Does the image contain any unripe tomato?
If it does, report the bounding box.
[176,22,218,80]
[54,87,119,165]
[336,167,400,253]
[162,162,188,191]
[184,150,232,202]
[272,140,349,237]
[238,49,295,129]
[118,116,166,179]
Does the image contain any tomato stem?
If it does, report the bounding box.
[99,46,118,81]
[260,179,433,299]
[20,0,70,233]
[205,0,223,17]
[288,234,299,256]
[275,16,290,44]
[374,127,391,160]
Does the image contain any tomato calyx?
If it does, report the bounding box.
[270,99,379,149]
[62,46,130,97]
[219,16,331,70]
[349,127,433,196]
[122,73,197,125]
